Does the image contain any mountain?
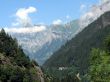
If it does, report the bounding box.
[0,29,44,82]
[8,20,80,65]
[43,11,110,74]
[79,0,110,28]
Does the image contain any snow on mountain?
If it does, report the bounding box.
[6,20,79,65]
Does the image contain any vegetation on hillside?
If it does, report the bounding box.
[87,35,110,82]
[43,11,110,82]
[43,34,110,82]
[0,29,43,82]
[43,11,110,73]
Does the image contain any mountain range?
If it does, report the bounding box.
[8,20,80,65]
[5,0,110,66]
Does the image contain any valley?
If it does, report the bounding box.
[1,0,110,82]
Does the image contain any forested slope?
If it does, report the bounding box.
[0,29,44,82]
[43,11,110,74]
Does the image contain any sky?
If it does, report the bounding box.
[0,0,100,27]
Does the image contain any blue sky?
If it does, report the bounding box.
[0,0,99,27]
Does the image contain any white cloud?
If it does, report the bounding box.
[79,0,110,29]
[80,4,86,11]
[13,6,37,27]
[79,5,102,28]
[52,19,62,25]
[4,26,46,33]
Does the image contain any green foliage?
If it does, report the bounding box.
[0,29,41,82]
[0,64,41,82]
[87,35,110,81]
[104,35,110,52]
[0,65,24,82]
[15,48,31,67]
[44,66,80,82]
[44,73,80,82]
[0,29,31,67]
[88,48,110,82]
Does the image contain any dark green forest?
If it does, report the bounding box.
[43,11,110,82]
[0,29,42,82]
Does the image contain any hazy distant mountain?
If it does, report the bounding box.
[8,20,80,65]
